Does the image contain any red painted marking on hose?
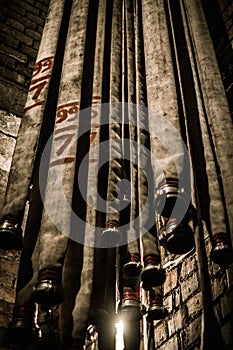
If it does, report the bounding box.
[50,157,76,168]
[32,57,54,77]
[54,133,76,156]
[24,100,45,112]
[29,80,48,100]
[56,101,80,123]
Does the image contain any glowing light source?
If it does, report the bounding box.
[115,320,124,350]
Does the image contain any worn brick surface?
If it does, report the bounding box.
[180,253,198,281]
[164,268,178,295]
[167,305,187,337]
[154,320,169,348]
[186,292,202,317]
[0,0,49,115]
[181,316,201,348]
[0,111,21,138]
[0,134,16,173]
[172,286,182,310]
[157,335,179,350]
[180,272,199,303]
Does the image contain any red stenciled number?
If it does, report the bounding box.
[54,133,76,156]
[56,102,80,124]
[32,57,53,77]
[29,80,48,100]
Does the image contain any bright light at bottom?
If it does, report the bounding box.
[115,320,124,350]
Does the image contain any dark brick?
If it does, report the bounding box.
[13,0,39,15]
[0,43,28,64]
[0,66,27,87]
[37,24,44,34]
[20,43,37,59]
[35,0,49,13]
[24,0,36,5]
[15,62,33,79]
[0,78,27,116]
[5,18,25,32]
[0,32,19,49]
[0,66,19,85]
[1,24,33,46]
[0,52,15,69]
[28,60,35,69]
[41,0,50,5]
[9,2,26,16]
[26,28,42,41]
[27,12,45,27]
[33,40,40,50]
[15,31,33,47]
[9,9,37,30]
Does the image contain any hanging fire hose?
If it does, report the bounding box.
[3,0,73,347]
[181,0,233,265]
[102,0,123,246]
[122,0,141,280]
[119,2,142,349]
[179,0,233,268]
[81,2,115,348]
[141,0,194,258]
[32,0,91,308]
[102,1,124,349]
[184,0,233,238]
[134,1,168,347]
[166,0,229,348]
[0,0,68,250]
[14,0,90,313]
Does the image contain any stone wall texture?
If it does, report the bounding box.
[0,0,232,349]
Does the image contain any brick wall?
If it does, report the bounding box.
[0,0,49,116]
[154,232,233,349]
[0,0,50,348]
